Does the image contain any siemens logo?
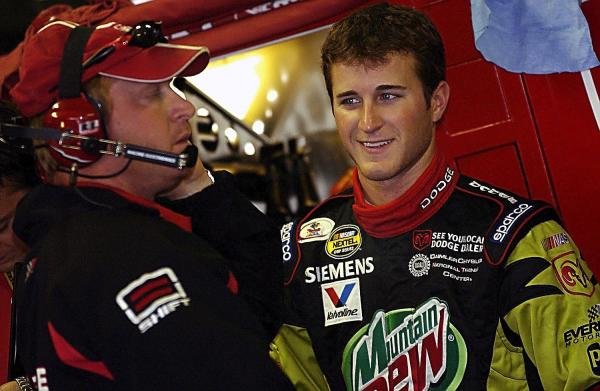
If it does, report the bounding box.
[305,257,374,284]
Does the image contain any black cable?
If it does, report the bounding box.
[56,158,132,180]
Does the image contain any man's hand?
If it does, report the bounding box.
[0,381,19,391]
[159,158,214,200]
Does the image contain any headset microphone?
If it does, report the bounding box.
[0,122,198,170]
[121,143,198,169]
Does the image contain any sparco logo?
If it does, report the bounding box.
[491,203,532,243]
[281,222,293,262]
[342,298,467,391]
[420,167,454,209]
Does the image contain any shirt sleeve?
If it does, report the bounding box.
[494,219,600,390]
[158,170,284,338]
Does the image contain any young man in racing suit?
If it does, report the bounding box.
[3,19,292,390]
[274,4,600,390]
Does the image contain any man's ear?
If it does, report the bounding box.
[430,80,450,123]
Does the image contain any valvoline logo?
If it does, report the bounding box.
[342,298,467,390]
[322,278,363,326]
[325,282,356,308]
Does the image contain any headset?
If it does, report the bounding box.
[0,22,198,173]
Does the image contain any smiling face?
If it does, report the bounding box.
[331,53,449,204]
[92,77,196,198]
[0,187,28,273]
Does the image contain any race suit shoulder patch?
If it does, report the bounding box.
[299,217,335,243]
[342,298,467,391]
[284,192,354,285]
[459,176,557,266]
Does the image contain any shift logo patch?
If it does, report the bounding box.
[326,224,362,259]
[299,217,335,243]
[342,298,467,390]
[322,278,363,326]
[116,267,190,333]
[552,251,594,297]
[413,230,432,250]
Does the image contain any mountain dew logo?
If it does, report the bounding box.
[342,298,467,390]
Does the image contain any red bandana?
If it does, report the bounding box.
[352,152,458,238]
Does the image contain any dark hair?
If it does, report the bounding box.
[321,3,446,105]
[0,101,38,191]
[0,144,38,191]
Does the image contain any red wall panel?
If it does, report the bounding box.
[524,68,600,273]
[409,0,600,275]
[421,0,554,203]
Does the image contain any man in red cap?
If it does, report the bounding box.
[3,19,292,390]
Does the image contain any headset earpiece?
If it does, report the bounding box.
[43,93,106,166]
[44,25,107,167]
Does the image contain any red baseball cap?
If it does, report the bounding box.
[11,20,210,117]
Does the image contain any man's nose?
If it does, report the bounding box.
[358,102,383,133]
[169,90,195,122]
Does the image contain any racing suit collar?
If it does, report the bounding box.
[352,151,458,238]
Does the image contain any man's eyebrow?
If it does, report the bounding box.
[335,84,408,99]
[376,84,407,91]
[335,90,358,99]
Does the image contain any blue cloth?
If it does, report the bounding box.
[471,0,600,74]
